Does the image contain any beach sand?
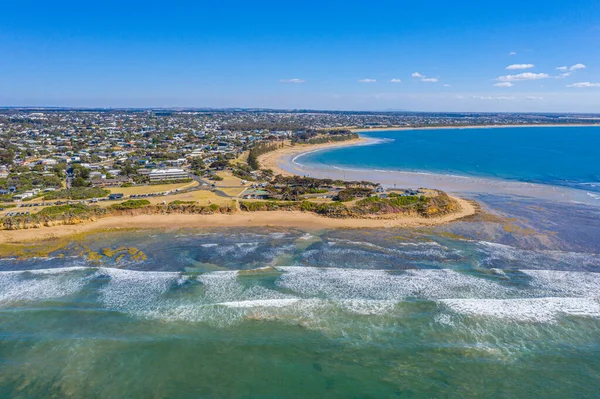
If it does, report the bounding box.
[266,128,600,205]
[0,196,476,244]
[259,138,369,176]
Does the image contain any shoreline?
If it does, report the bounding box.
[351,123,600,133]
[267,126,600,206]
[0,198,476,244]
[259,137,370,176]
[1,133,478,244]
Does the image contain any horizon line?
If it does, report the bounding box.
[0,106,598,115]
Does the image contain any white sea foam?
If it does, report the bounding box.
[276,267,514,301]
[0,267,91,305]
[3,265,599,326]
[268,232,288,239]
[298,233,315,240]
[522,270,600,297]
[207,242,261,258]
[440,298,600,322]
[477,241,600,270]
[96,268,185,314]
[329,238,443,249]
[587,192,600,200]
[219,298,301,308]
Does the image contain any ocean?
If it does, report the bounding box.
[299,126,600,194]
[2,127,600,398]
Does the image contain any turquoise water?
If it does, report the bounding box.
[300,126,600,192]
[1,209,600,398]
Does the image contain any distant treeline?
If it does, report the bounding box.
[292,129,357,144]
[222,121,307,131]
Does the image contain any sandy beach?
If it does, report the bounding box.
[259,138,369,176]
[265,126,600,205]
[0,197,476,243]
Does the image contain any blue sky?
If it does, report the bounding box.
[1,0,599,112]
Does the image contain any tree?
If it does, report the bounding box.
[72,177,89,187]
[190,157,205,172]
[71,164,90,179]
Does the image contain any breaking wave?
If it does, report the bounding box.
[1,266,599,326]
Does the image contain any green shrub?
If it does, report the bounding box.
[109,199,151,211]
[168,200,196,205]
[38,204,91,216]
[44,187,110,200]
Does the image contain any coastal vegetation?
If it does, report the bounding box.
[247,142,283,170]
[240,190,458,219]
[2,204,106,230]
[1,188,461,231]
[43,187,110,200]
[291,129,359,144]
[1,200,235,230]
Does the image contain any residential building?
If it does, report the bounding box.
[149,168,189,182]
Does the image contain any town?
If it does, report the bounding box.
[0,108,598,220]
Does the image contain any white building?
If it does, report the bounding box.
[38,158,58,166]
[149,168,189,182]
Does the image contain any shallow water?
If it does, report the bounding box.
[302,126,600,193]
[1,194,600,398]
[287,127,600,205]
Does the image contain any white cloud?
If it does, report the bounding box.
[472,96,516,101]
[567,82,600,88]
[443,84,452,87]
[411,72,439,83]
[496,72,550,82]
[556,66,568,71]
[494,82,514,87]
[525,96,544,100]
[570,63,586,71]
[358,78,376,83]
[279,78,305,83]
[390,78,402,83]
[506,64,534,70]
[509,52,517,56]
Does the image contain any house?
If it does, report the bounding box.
[241,189,270,200]
[38,159,58,166]
[91,177,132,187]
[13,191,36,200]
[89,171,105,179]
[149,168,189,182]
